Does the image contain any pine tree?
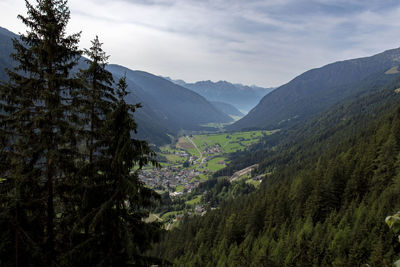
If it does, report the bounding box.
[0,0,81,265]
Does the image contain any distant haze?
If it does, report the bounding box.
[1,0,400,87]
[168,78,274,112]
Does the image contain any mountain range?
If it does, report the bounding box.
[166,78,275,112]
[230,47,400,131]
[0,26,233,145]
[4,24,400,149]
[155,42,400,265]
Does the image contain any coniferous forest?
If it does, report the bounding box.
[2,1,400,267]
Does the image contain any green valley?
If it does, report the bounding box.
[4,0,400,265]
[139,130,275,225]
[140,130,275,192]
[153,82,400,266]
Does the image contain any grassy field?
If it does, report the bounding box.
[197,173,209,181]
[164,154,185,164]
[186,195,202,206]
[246,179,262,187]
[191,130,273,154]
[175,185,184,192]
[157,130,273,175]
[206,157,227,172]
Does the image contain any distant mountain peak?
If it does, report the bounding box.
[164,78,275,112]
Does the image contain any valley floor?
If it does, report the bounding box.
[138,130,275,225]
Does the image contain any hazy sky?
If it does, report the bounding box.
[1,0,400,87]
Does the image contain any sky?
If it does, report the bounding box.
[1,0,400,87]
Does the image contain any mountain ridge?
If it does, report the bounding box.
[165,77,275,112]
[229,47,400,131]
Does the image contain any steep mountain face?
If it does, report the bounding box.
[0,27,233,144]
[169,78,274,112]
[210,101,244,117]
[230,48,400,131]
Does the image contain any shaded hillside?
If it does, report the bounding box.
[154,76,400,266]
[170,78,274,112]
[210,101,244,117]
[0,27,16,81]
[230,48,400,131]
[0,27,172,145]
[107,65,233,131]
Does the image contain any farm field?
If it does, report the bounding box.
[191,130,274,154]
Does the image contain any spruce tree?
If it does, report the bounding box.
[0,0,81,265]
[104,77,162,265]
[67,77,161,266]
[64,37,116,255]
[78,36,115,164]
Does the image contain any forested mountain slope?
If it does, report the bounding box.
[230,48,400,131]
[217,71,400,177]
[153,77,400,266]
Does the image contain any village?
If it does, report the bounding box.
[138,133,266,197]
[138,166,204,195]
[138,137,226,196]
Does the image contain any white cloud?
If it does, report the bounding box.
[1,0,400,87]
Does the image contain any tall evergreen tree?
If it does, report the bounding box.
[63,37,117,255]
[78,36,115,164]
[67,77,162,266]
[0,0,81,265]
